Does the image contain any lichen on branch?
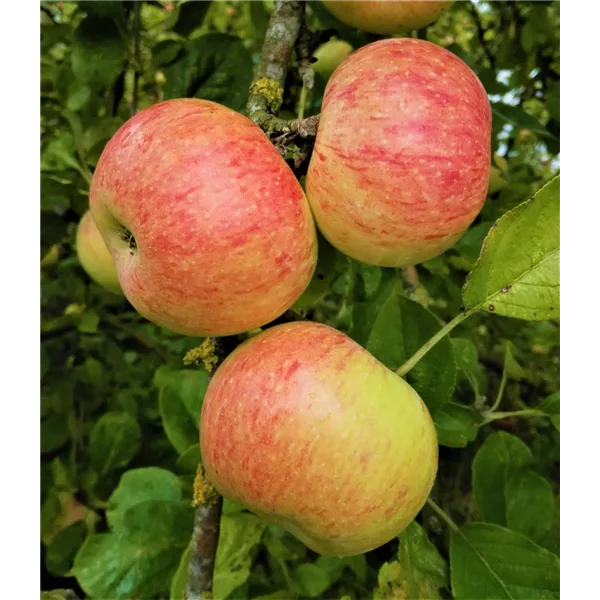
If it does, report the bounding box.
[247,0,320,138]
[185,468,223,600]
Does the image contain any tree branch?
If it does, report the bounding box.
[185,469,223,600]
[468,1,495,69]
[247,0,319,138]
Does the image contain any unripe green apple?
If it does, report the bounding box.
[90,99,317,337]
[312,39,354,77]
[322,0,455,35]
[200,322,438,556]
[306,38,491,267]
[488,166,507,194]
[75,210,122,295]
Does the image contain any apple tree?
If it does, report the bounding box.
[41,2,560,599]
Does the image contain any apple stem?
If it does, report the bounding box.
[396,308,477,377]
[425,497,460,533]
[481,409,547,426]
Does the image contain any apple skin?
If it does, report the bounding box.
[90,99,317,337]
[322,0,455,35]
[306,38,491,267]
[312,39,354,77]
[200,322,438,556]
[75,210,123,295]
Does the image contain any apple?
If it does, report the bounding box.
[76,210,122,295]
[312,38,354,77]
[306,38,491,267]
[90,99,318,337]
[200,322,438,556]
[322,0,455,35]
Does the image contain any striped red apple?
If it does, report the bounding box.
[306,38,491,267]
[200,322,438,556]
[90,99,317,336]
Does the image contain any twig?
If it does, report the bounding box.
[468,1,495,69]
[295,19,315,92]
[247,0,319,138]
[426,497,460,533]
[130,1,141,117]
[101,313,170,362]
[481,409,547,426]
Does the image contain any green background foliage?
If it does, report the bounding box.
[41,1,559,598]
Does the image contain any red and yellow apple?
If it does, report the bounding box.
[75,210,122,295]
[322,0,455,35]
[90,99,317,336]
[200,322,438,556]
[306,38,491,267]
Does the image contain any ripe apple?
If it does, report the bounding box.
[76,210,122,295]
[90,99,318,337]
[306,38,491,267]
[322,0,455,35]
[312,39,354,77]
[200,322,438,556]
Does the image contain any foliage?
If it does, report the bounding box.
[41,1,559,598]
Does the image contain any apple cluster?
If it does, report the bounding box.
[78,15,490,556]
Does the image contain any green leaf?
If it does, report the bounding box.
[472,432,532,525]
[176,444,202,474]
[433,403,483,448]
[83,1,125,19]
[41,175,73,214]
[505,469,555,541]
[504,341,526,379]
[213,513,266,599]
[491,102,555,139]
[163,33,253,112]
[453,222,494,269]
[316,554,367,584]
[172,0,212,37]
[41,414,70,454]
[41,132,81,174]
[106,467,183,530]
[158,370,210,454]
[538,392,560,431]
[463,176,560,320]
[293,563,332,598]
[263,524,308,563]
[83,117,124,153]
[152,40,184,67]
[72,500,193,600]
[375,521,447,599]
[77,310,100,334]
[45,521,88,577]
[71,17,126,88]
[450,523,559,599]
[452,338,484,398]
[351,278,456,414]
[169,542,191,600]
[41,592,80,600]
[66,83,91,112]
[537,497,560,557]
[89,411,142,474]
[249,0,270,43]
[293,234,338,309]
